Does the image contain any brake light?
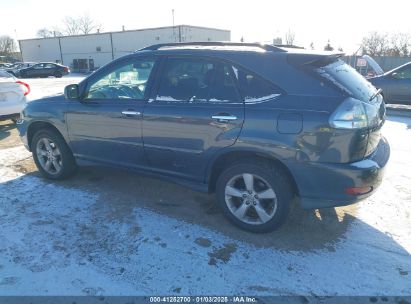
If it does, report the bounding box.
[16,80,30,96]
[64,67,69,73]
[329,97,381,129]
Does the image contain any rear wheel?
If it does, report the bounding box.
[32,129,77,180]
[216,162,293,233]
[55,72,63,78]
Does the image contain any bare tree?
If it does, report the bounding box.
[0,35,17,56]
[361,31,389,56]
[389,33,410,56]
[78,14,101,34]
[62,14,101,35]
[324,40,334,51]
[285,29,296,46]
[63,16,81,35]
[37,28,53,38]
[309,42,315,50]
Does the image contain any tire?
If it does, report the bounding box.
[55,72,63,78]
[31,129,77,180]
[216,162,293,233]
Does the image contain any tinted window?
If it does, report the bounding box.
[85,59,154,100]
[393,66,411,79]
[156,58,240,102]
[233,66,282,102]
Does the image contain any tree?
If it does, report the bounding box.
[324,40,334,51]
[78,14,101,34]
[63,14,101,35]
[0,35,17,56]
[309,42,315,50]
[63,16,81,35]
[37,28,53,38]
[285,29,295,46]
[389,33,410,57]
[360,31,389,56]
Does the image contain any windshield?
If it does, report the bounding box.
[316,59,377,102]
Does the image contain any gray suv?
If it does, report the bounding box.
[17,42,390,232]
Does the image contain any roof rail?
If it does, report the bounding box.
[137,42,286,52]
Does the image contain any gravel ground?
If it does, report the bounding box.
[0,77,410,297]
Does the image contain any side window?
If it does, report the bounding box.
[33,64,43,69]
[85,59,154,100]
[393,66,411,79]
[156,58,240,103]
[234,66,283,102]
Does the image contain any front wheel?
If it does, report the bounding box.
[216,162,293,233]
[32,129,77,180]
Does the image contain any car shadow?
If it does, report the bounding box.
[0,121,15,141]
[10,163,401,253]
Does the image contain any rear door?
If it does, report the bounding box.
[142,56,244,181]
[66,56,157,168]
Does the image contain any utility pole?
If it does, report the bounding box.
[172,9,176,42]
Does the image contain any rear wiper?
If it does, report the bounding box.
[369,88,382,102]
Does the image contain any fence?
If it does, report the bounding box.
[343,56,411,74]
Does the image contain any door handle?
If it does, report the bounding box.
[121,110,141,116]
[211,115,237,122]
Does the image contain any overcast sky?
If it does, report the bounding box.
[1,0,411,54]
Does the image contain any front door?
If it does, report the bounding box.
[66,57,156,168]
[143,57,244,181]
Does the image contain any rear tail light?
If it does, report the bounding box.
[329,97,380,129]
[16,80,30,96]
[64,67,69,73]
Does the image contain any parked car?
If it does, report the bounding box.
[4,62,37,77]
[18,62,69,78]
[17,42,389,232]
[368,62,411,104]
[0,70,30,121]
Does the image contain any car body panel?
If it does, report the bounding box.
[17,44,390,210]
[0,72,27,118]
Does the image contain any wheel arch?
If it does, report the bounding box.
[27,121,69,151]
[207,148,299,196]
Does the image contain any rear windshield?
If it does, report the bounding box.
[316,59,377,102]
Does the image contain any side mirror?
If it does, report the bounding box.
[64,84,79,100]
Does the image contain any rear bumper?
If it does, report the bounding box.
[285,136,390,209]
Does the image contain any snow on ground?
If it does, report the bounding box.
[0,119,410,296]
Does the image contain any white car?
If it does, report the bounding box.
[0,70,30,120]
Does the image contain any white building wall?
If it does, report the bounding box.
[20,38,61,63]
[20,25,231,70]
[112,27,176,59]
[60,34,113,68]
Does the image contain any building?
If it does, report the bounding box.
[19,25,230,72]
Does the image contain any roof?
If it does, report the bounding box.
[137,42,287,53]
[18,25,230,42]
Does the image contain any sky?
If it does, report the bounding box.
[1,0,411,54]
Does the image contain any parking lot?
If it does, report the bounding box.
[0,77,410,296]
